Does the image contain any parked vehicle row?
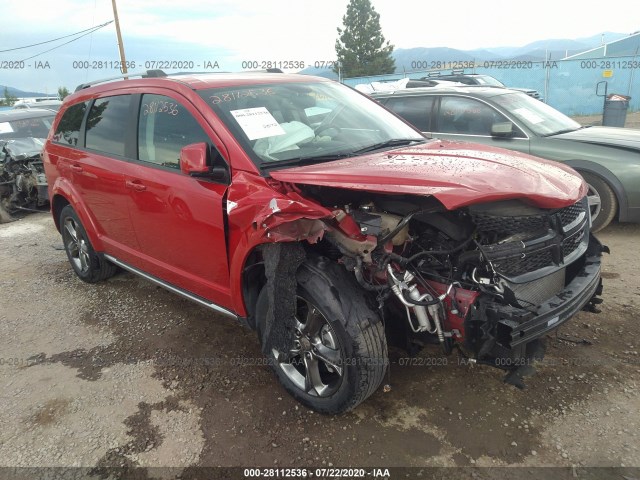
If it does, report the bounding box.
[42,71,607,413]
[419,73,542,99]
[0,109,55,222]
[372,86,640,231]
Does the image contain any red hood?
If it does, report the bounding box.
[269,140,587,210]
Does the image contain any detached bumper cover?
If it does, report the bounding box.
[487,233,605,349]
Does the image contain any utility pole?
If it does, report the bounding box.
[111,0,128,74]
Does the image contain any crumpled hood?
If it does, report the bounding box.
[269,139,586,210]
[1,137,46,160]
[553,126,640,150]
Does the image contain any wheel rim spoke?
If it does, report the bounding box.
[64,220,78,243]
[303,355,325,395]
[312,342,343,376]
[302,307,324,337]
[78,243,90,272]
[66,239,79,256]
[587,184,602,220]
[293,318,305,334]
[587,194,601,208]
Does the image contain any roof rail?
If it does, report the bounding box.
[74,70,168,92]
[73,67,286,93]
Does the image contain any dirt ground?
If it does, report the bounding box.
[0,213,639,476]
[571,110,640,129]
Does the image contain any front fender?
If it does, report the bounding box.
[226,171,333,316]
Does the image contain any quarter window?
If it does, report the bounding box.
[53,102,87,146]
[85,96,131,156]
[137,94,210,169]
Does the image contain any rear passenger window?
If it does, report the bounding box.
[385,96,434,131]
[85,95,130,157]
[53,102,87,146]
[138,94,211,169]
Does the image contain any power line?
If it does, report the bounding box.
[0,20,113,53]
[19,23,113,62]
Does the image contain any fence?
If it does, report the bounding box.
[342,55,639,117]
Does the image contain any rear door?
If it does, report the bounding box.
[123,91,232,306]
[52,96,141,257]
[382,95,435,134]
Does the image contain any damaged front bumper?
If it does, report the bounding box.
[484,233,606,350]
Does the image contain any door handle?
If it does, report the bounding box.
[69,164,83,173]
[125,180,147,192]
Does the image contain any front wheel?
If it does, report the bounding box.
[580,171,617,232]
[256,258,388,414]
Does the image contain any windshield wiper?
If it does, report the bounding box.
[260,138,425,170]
[543,126,585,137]
[260,152,356,170]
[352,138,425,154]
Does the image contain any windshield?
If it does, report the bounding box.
[492,92,581,136]
[0,115,55,140]
[198,81,424,168]
[475,76,505,87]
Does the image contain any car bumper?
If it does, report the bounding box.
[487,233,605,349]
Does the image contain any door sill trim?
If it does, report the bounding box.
[104,254,237,320]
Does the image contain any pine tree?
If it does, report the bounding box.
[334,0,395,78]
[58,86,70,100]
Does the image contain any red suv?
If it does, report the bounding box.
[43,71,606,413]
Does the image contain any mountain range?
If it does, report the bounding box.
[302,31,630,79]
[1,85,51,98]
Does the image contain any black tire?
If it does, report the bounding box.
[256,257,388,414]
[59,205,117,283]
[580,171,617,232]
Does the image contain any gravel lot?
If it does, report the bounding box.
[572,110,640,129]
[1,212,639,474]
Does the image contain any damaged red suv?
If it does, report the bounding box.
[43,71,606,413]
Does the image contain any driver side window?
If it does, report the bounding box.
[436,97,523,137]
[138,94,211,169]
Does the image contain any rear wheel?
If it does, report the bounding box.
[580,171,617,232]
[60,205,117,283]
[256,259,388,414]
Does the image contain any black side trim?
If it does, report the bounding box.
[103,254,238,320]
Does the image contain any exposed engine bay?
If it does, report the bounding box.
[296,186,607,384]
[0,138,49,223]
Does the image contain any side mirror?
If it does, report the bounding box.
[180,142,230,184]
[180,142,209,176]
[491,122,514,137]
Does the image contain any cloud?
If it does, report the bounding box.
[1,0,638,92]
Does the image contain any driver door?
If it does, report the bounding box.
[123,92,232,307]
[432,96,530,154]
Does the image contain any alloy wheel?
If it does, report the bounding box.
[64,217,90,274]
[273,296,344,397]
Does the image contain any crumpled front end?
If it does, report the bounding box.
[249,181,608,385]
[0,138,49,223]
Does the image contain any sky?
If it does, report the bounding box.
[1,0,638,93]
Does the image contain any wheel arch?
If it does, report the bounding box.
[240,246,267,330]
[49,178,104,251]
[563,160,627,221]
[51,194,70,232]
